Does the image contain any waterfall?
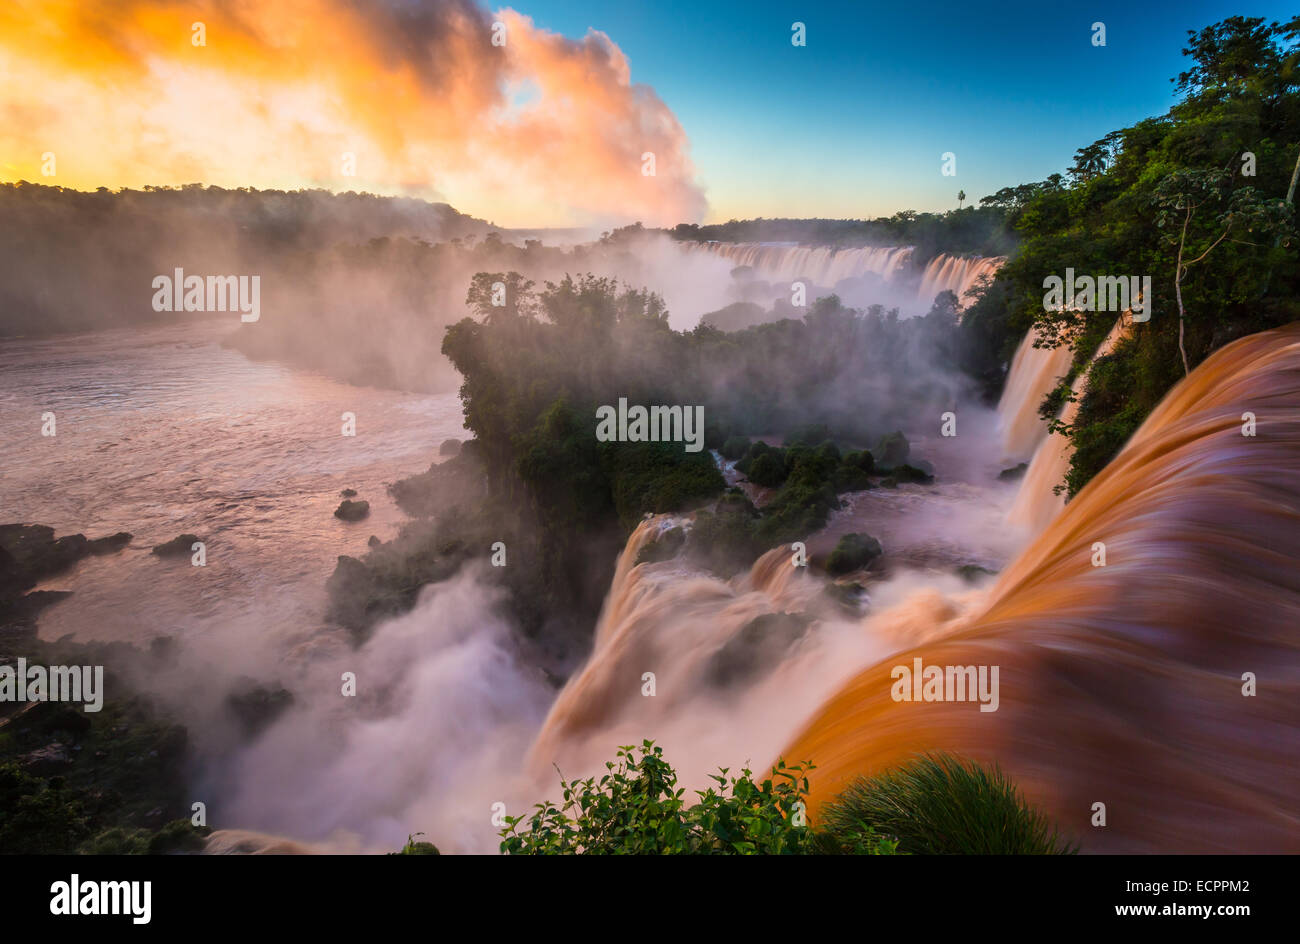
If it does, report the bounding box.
[686,242,1004,310]
[780,323,1300,852]
[996,327,1075,463]
[693,243,913,285]
[916,254,1007,307]
[1005,315,1133,534]
[524,521,892,793]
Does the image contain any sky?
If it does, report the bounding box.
[520,0,1297,222]
[0,0,1294,227]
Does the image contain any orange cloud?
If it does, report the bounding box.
[0,0,706,226]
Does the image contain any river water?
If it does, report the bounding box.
[0,320,465,648]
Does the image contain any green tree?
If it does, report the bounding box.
[1152,169,1291,374]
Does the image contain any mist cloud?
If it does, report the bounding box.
[0,0,706,226]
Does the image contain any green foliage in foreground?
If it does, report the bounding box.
[818,753,1079,855]
[499,741,895,855]
[394,833,441,855]
[495,742,1074,855]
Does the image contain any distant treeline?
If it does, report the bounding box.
[665,209,1017,268]
[0,182,489,332]
[0,183,620,391]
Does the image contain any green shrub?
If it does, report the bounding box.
[818,753,1078,855]
[874,431,910,468]
[842,449,875,475]
[499,741,847,855]
[81,827,150,855]
[745,450,788,487]
[826,532,883,575]
[0,762,90,854]
[395,833,441,855]
[146,818,212,854]
[755,480,840,544]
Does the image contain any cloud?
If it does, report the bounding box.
[0,0,706,226]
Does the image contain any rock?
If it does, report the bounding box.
[706,613,811,687]
[0,524,128,597]
[152,534,200,557]
[334,499,370,521]
[957,564,998,582]
[824,580,869,613]
[367,535,382,548]
[998,462,1029,481]
[88,532,132,554]
[2,590,73,630]
[340,488,358,498]
[635,526,686,565]
[21,742,72,775]
[51,534,89,563]
[0,544,20,600]
[439,438,463,457]
[892,463,935,485]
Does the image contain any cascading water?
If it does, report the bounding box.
[686,242,1004,311]
[996,327,1075,463]
[916,254,1007,307]
[779,324,1300,852]
[692,243,914,285]
[1005,315,1133,534]
[524,521,891,795]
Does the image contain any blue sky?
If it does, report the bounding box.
[513,0,1296,222]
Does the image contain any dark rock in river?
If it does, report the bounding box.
[635,526,686,565]
[152,534,200,557]
[891,463,935,485]
[998,462,1029,482]
[706,612,811,688]
[335,499,370,521]
[0,525,131,630]
[88,532,132,554]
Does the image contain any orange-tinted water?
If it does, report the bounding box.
[781,325,1300,852]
